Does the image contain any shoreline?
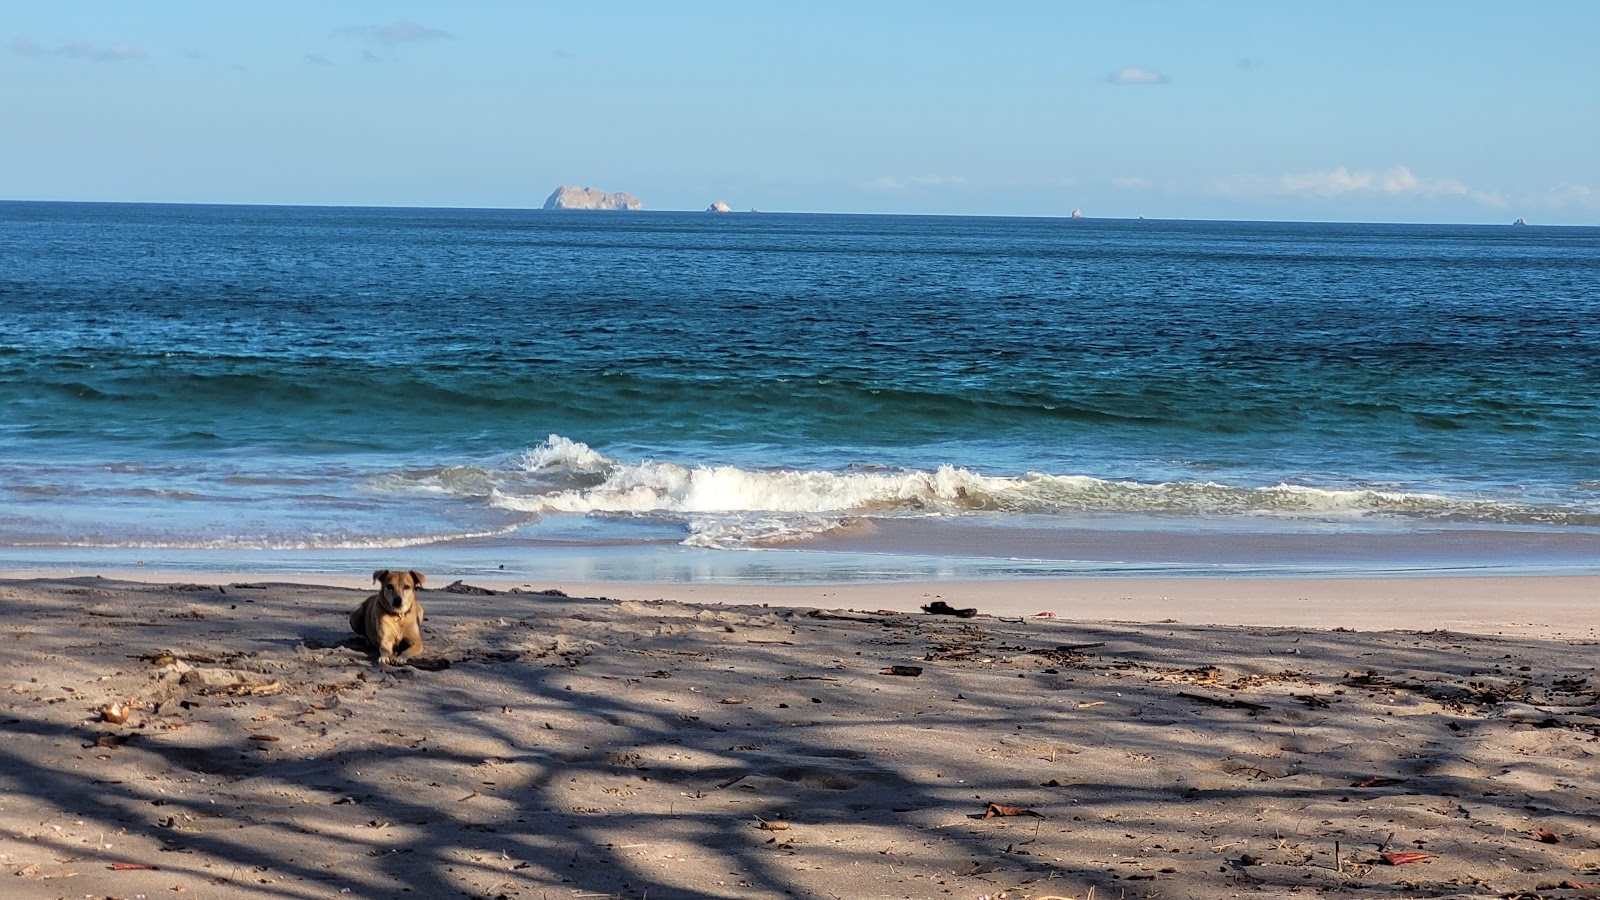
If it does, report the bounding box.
[7,567,1599,638]
[4,516,1597,587]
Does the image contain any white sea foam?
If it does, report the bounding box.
[18,521,528,552]
[464,436,1600,548]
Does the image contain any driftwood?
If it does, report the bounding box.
[1176,691,1270,712]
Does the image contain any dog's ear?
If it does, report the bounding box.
[372,569,389,584]
[409,570,426,587]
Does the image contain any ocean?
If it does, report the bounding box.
[2,201,1598,582]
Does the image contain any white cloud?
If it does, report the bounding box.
[336,22,452,46]
[12,35,143,61]
[1278,166,1504,206]
[1112,176,1151,189]
[1107,67,1170,85]
[1213,166,1510,209]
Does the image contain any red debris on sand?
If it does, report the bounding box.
[1352,776,1407,788]
[1380,852,1432,866]
[110,862,159,870]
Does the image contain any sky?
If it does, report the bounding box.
[3,1,1597,223]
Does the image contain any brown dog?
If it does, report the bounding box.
[349,569,426,665]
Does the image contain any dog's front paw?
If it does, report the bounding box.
[378,654,399,666]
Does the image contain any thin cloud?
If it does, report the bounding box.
[12,35,143,61]
[1527,182,1597,211]
[1280,166,1408,196]
[1107,66,1170,85]
[1113,176,1151,189]
[1217,166,1508,208]
[864,175,970,191]
[335,21,452,46]
[62,41,143,61]
[1280,165,1488,201]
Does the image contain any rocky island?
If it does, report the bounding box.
[542,186,642,211]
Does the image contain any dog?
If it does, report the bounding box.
[349,569,426,665]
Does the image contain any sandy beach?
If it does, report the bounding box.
[2,573,1599,899]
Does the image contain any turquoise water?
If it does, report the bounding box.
[3,201,1598,580]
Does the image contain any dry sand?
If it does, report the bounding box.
[3,574,1600,899]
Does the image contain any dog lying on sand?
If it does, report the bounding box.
[350,569,426,665]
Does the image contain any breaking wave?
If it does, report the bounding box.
[392,436,1600,549]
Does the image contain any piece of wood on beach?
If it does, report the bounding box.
[1351,776,1407,788]
[921,601,978,617]
[983,803,1043,819]
[1175,691,1270,712]
[806,610,892,623]
[443,580,498,595]
[881,665,923,676]
[926,646,980,661]
[1025,643,1106,663]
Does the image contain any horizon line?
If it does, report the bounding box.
[0,197,1582,229]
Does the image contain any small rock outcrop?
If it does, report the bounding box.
[543,186,642,211]
[707,201,733,213]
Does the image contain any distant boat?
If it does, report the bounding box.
[1512,217,1529,226]
[1070,209,1084,219]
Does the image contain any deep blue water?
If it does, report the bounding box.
[2,201,1598,579]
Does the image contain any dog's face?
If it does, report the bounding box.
[372,569,425,615]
